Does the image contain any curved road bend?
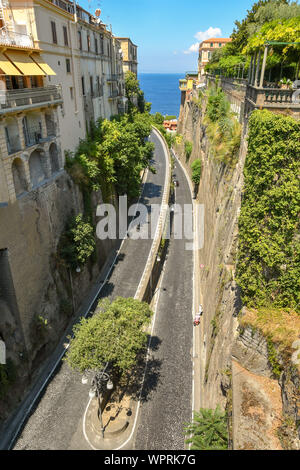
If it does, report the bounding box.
[133,157,194,450]
[13,130,166,450]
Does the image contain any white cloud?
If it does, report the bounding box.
[194,27,222,42]
[184,42,200,55]
[184,27,222,54]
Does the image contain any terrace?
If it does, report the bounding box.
[0,86,63,114]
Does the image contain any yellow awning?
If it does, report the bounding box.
[0,53,22,75]
[30,53,56,76]
[4,51,45,76]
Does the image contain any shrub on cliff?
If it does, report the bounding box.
[58,214,96,270]
[191,159,202,185]
[204,88,241,166]
[184,407,228,450]
[236,110,300,311]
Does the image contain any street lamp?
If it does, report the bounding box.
[83,366,114,438]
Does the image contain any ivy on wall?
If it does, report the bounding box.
[236,109,300,311]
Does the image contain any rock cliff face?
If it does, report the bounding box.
[175,94,300,449]
[0,172,117,423]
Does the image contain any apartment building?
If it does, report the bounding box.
[198,37,232,77]
[117,37,138,76]
[77,11,126,124]
[0,0,63,206]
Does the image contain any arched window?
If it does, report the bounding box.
[12,158,27,196]
[29,150,46,187]
[49,143,60,174]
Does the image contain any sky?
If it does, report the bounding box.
[81,0,255,73]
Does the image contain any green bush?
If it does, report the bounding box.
[191,159,202,184]
[58,214,96,270]
[236,110,300,311]
[184,141,193,160]
[184,407,228,450]
[204,88,241,166]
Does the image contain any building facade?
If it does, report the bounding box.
[117,37,138,76]
[198,38,231,77]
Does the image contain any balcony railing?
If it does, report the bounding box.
[108,90,121,99]
[107,74,122,82]
[246,85,296,108]
[0,28,34,48]
[50,0,75,14]
[0,86,63,114]
[6,134,21,155]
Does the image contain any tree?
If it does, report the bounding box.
[191,160,202,185]
[184,407,228,450]
[58,214,96,269]
[125,71,140,101]
[65,297,153,375]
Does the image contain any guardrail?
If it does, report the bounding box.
[134,126,171,302]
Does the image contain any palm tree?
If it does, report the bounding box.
[184,407,228,450]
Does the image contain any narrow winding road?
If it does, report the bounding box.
[133,156,194,450]
[13,130,167,450]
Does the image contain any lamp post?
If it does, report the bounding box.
[82,366,113,438]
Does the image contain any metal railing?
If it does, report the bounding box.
[0,86,63,113]
[50,0,75,14]
[6,134,21,155]
[0,28,34,48]
[24,127,42,148]
[108,90,120,99]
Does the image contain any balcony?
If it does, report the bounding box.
[107,74,121,83]
[6,134,21,155]
[108,90,121,100]
[49,0,75,14]
[0,28,34,48]
[246,85,298,110]
[179,79,187,91]
[0,86,63,114]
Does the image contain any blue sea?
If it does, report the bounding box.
[138,73,183,118]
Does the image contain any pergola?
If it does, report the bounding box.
[248,41,300,88]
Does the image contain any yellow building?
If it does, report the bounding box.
[116,37,138,76]
[0,0,63,205]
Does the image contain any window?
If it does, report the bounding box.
[78,30,82,50]
[210,42,213,47]
[87,35,91,52]
[70,87,74,100]
[51,21,57,44]
[81,76,85,95]
[97,76,100,94]
[66,58,71,73]
[63,25,68,46]
[219,43,222,47]
[95,36,98,54]
[100,34,104,54]
[90,76,93,96]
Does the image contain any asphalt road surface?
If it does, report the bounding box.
[133,158,194,450]
[13,130,167,450]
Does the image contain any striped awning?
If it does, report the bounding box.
[0,53,22,75]
[30,53,56,76]
[4,50,45,75]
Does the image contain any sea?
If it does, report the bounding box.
[138,73,183,118]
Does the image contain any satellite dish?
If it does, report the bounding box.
[95,9,101,17]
